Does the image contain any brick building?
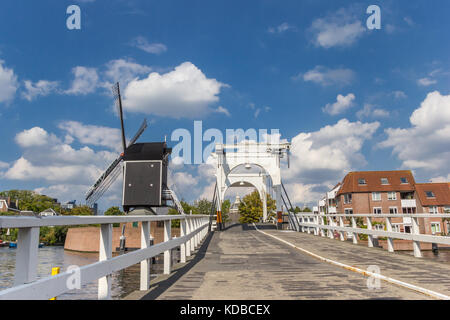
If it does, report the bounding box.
[415,183,450,235]
[0,197,20,214]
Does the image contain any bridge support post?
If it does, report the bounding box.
[339,217,345,241]
[351,217,358,244]
[140,221,151,290]
[314,216,319,236]
[412,217,422,258]
[328,218,334,239]
[98,223,112,300]
[180,219,187,263]
[164,220,172,275]
[14,227,39,286]
[190,219,195,252]
[186,218,191,257]
[385,217,394,253]
[320,216,325,237]
[367,217,374,248]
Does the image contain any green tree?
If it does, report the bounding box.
[0,190,60,213]
[221,199,231,223]
[194,199,212,215]
[238,190,276,223]
[70,205,93,215]
[104,206,124,216]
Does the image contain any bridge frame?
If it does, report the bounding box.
[212,140,290,224]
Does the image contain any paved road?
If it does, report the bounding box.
[132,224,432,300]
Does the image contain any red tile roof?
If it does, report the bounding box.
[337,170,416,195]
[415,183,450,206]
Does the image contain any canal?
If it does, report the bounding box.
[0,246,177,300]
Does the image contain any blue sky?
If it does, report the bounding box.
[0,0,449,210]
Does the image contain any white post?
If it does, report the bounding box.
[367,217,374,248]
[339,216,345,241]
[412,217,422,258]
[315,216,319,236]
[189,219,195,252]
[14,227,39,286]
[328,218,334,239]
[164,220,171,275]
[320,216,325,237]
[180,219,187,263]
[140,221,151,290]
[186,218,191,257]
[98,224,112,300]
[351,217,358,244]
[195,218,199,248]
[385,217,394,253]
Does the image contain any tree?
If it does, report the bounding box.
[238,190,276,224]
[194,199,212,215]
[221,199,231,223]
[104,206,124,216]
[70,205,93,215]
[0,190,60,213]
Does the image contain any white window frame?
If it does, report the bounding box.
[389,207,398,214]
[344,193,352,204]
[372,192,381,201]
[0,201,3,209]
[387,192,397,200]
[373,207,382,214]
[392,224,402,233]
[431,223,441,234]
[400,177,408,184]
[381,178,389,185]
[429,206,438,214]
[344,208,353,215]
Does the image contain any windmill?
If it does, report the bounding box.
[85,82,185,215]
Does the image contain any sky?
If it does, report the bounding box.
[0,0,449,211]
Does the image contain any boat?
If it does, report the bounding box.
[9,242,17,248]
[38,243,44,248]
[0,240,9,248]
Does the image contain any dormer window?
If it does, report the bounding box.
[400,177,408,184]
[425,191,436,198]
[381,178,389,185]
[358,178,366,185]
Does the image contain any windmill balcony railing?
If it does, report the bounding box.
[0,214,210,300]
[294,213,450,258]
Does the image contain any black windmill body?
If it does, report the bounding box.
[85,82,175,215]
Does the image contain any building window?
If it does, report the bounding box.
[372,192,381,201]
[431,223,441,234]
[381,178,389,185]
[373,207,382,214]
[402,207,416,214]
[392,224,401,232]
[132,222,138,228]
[0,201,3,209]
[425,191,436,198]
[404,226,411,233]
[400,177,408,184]
[358,178,366,185]
[344,209,353,215]
[388,192,397,200]
[445,207,450,213]
[374,224,384,230]
[389,207,398,214]
[344,193,352,204]
[429,206,438,214]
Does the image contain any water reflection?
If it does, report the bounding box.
[0,246,178,300]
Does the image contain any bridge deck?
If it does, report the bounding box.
[127,224,450,300]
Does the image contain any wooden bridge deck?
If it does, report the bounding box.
[126,224,450,300]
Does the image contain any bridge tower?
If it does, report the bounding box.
[212,140,290,228]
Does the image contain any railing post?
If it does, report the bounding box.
[164,220,172,275]
[190,218,195,252]
[140,221,151,291]
[339,216,345,241]
[328,218,334,239]
[385,217,394,253]
[307,217,311,234]
[367,217,374,248]
[351,217,358,244]
[14,227,39,286]
[412,217,422,258]
[186,218,192,257]
[98,223,112,300]
[195,218,199,248]
[180,218,187,264]
[320,216,325,237]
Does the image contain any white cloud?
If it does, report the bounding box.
[356,104,390,119]
[392,90,407,99]
[65,66,99,95]
[130,36,167,54]
[268,22,294,34]
[379,91,450,176]
[103,58,151,87]
[214,106,231,117]
[58,121,122,151]
[15,127,51,147]
[22,80,59,101]
[299,66,355,87]
[417,77,437,86]
[284,119,380,187]
[0,60,19,103]
[322,93,355,115]
[122,62,226,118]
[309,8,366,48]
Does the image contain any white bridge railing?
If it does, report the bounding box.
[0,214,210,300]
[295,213,450,258]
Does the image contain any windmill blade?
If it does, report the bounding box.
[128,118,148,146]
[85,155,123,205]
[112,82,127,153]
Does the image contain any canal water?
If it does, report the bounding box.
[0,246,178,300]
